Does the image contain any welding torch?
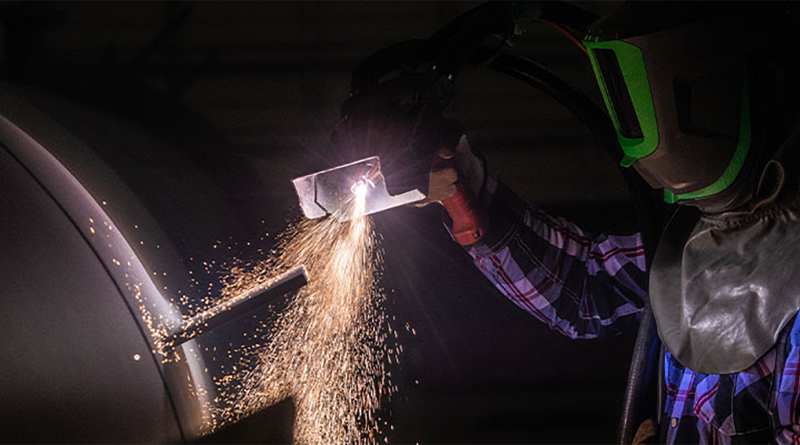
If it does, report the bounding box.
[292,2,531,244]
[291,1,615,245]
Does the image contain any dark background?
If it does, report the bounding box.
[0,2,638,443]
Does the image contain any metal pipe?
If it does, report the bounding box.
[167,265,308,347]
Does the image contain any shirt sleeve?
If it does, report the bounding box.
[774,316,800,444]
[458,178,648,339]
[774,427,800,445]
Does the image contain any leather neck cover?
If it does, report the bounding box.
[651,159,800,374]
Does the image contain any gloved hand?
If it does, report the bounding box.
[415,132,486,207]
[632,419,658,445]
[416,129,489,245]
[331,72,449,198]
[330,74,487,244]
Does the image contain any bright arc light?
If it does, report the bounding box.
[351,181,368,200]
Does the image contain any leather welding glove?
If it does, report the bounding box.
[632,419,658,445]
[415,132,486,207]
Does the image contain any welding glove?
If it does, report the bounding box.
[415,131,486,207]
[416,129,489,245]
[632,419,658,445]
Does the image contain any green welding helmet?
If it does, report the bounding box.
[584,2,790,211]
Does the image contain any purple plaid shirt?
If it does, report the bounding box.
[463,178,800,444]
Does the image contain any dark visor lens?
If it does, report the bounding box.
[594,49,644,139]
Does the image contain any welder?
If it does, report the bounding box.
[298,1,800,443]
[413,3,800,443]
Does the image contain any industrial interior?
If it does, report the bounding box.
[3,2,793,444]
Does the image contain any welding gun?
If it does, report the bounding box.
[292,1,617,243]
[292,2,533,245]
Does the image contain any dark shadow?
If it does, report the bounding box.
[196,398,295,445]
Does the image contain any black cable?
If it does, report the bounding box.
[484,51,619,158]
[484,49,663,262]
[484,50,665,445]
[350,40,427,95]
[618,306,661,444]
[539,0,600,34]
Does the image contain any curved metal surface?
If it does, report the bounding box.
[0,146,183,442]
[0,85,290,441]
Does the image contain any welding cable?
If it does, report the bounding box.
[618,305,662,445]
[351,1,538,95]
[538,0,599,34]
[425,1,535,61]
[479,49,663,253]
[536,0,599,54]
[540,18,587,54]
[461,8,666,443]
[350,2,521,96]
[350,40,427,95]
[480,51,619,158]
[349,2,599,99]
[481,50,666,445]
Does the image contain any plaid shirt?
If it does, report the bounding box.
[463,178,800,444]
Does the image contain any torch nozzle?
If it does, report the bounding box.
[292,156,425,221]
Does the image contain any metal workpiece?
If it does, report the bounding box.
[292,156,426,221]
[0,85,296,442]
[0,90,207,441]
[167,265,308,347]
[0,144,184,443]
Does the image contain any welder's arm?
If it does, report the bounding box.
[458,178,647,338]
[431,137,648,338]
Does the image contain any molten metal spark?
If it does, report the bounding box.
[213,189,394,443]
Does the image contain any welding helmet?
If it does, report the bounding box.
[584,2,791,212]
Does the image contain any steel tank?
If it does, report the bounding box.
[0,83,293,443]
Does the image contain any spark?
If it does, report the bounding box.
[212,190,394,443]
[117,180,399,443]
